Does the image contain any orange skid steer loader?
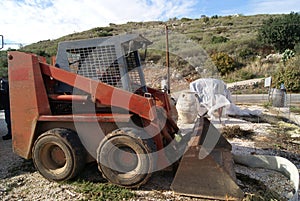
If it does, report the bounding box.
[7,34,243,200]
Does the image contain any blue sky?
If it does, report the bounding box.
[1,0,299,49]
[192,0,251,17]
[191,0,298,17]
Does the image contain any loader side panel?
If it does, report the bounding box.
[40,63,157,121]
[8,52,51,159]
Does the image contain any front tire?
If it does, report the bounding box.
[97,128,156,188]
[32,128,86,181]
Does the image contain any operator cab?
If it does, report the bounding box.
[54,34,152,95]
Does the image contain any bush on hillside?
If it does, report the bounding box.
[239,48,256,60]
[258,12,300,52]
[273,55,300,92]
[211,36,229,44]
[211,52,236,75]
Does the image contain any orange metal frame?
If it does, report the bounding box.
[8,51,176,159]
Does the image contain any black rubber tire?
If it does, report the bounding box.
[97,127,156,188]
[32,128,86,182]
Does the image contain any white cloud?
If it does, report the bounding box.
[0,0,196,46]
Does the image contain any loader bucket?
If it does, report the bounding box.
[171,117,244,200]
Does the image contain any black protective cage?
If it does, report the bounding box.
[55,34,152,94]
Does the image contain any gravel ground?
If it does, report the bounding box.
[0,108,299,200]
[0,111,87,201]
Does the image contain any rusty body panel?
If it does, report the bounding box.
[40,62,158,121]
[8,52,51,158]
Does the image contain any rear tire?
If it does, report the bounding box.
[32,128,86,181]
[97,128,156,188]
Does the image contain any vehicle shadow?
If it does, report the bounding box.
[76,161,175,191]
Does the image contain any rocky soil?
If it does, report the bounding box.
[0,106,299,200]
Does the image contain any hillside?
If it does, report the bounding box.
[1,14,295,93]
[21,14,274,55]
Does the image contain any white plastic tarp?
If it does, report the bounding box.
[189,78,261,118]
[190,78,230,118]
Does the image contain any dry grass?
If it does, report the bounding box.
[221,125,254,139]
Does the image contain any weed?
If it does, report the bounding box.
[263,101,272,109]
[290,106,300,114]
[71,180,136,201]
[221,125,254,139]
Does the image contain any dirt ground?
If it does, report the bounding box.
[0,106,299,200]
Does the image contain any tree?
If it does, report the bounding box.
[258,12,300,52]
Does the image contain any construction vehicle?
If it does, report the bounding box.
[7,34,244,200]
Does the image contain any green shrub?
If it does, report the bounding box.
[225,22,234,26]
[258,12,300,52]
[294,43,300,54]
[211,36,229,44]
[273,55,300,92]
[211,52,236,75]
[190,35,203,42]
[0,51,8,67]
[96,31,113,37]
[239,69,256,80]
[283,56,300,92]
[239,48,255,59]
[202,17,210,23]
[215,27,228,34]
[92,27,114,33]
[181,17,193,22]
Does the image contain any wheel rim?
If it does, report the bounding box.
[111,146,138,173]
[49,145,66,167]
[40,143,67,174]
[98,132,155,187]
